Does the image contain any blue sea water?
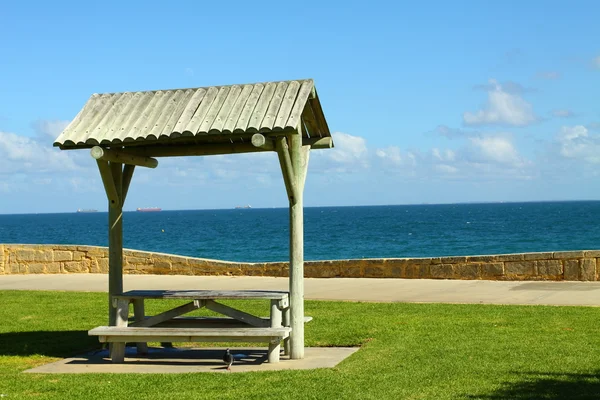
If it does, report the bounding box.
[1,201,599,262]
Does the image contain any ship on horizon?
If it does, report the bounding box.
[77,208,98,213]
[235,204,252,209]
[136,207,162,212]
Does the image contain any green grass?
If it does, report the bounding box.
[1,290,600,399]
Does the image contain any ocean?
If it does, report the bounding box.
[1,201,599,262]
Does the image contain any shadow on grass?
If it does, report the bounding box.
[469,371,600,400]
[0,330,99,357]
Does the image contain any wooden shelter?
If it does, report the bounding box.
[54,79,332,360]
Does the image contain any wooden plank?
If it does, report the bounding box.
[98,335,286,344]
[116,289,289,300]
[183,86,219,135]
[77,93,114,141]
[259,81,287,132]
[234,84,264,133]
[96,160,119,207]
[130,301,203,327]
[56,94,99,145]
[130,91,172,140]
[285,79,314,131]
[91,146,158,168]
[273,80,300,131]
[158,89,194,138]
[108,161,123,327]
[309,93,331,137]
[276,136,298,204]
[208,85,241,134]
[198,86,230,134]
[146,89,186,138]
[93,93,128,141]
[107,92,136,140]
[173,88,207,135]
[115,91,154,142]
[223,84,253,133]
[301,101,320,137]
[204,300,269,327]
[89,326,290,337]
[247,82,276,133]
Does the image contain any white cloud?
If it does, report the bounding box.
[463,79,537,126]
[33,120,70,141]
[0,130,79,174]
[466,135,527,167]
[557,125,600,163]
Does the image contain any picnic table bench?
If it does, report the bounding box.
[88,289,298,364]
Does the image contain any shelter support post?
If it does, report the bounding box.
[276,130,309,359]
[95,159,136,326]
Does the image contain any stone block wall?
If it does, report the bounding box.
[1,244,599,281]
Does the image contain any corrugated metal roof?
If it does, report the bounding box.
[54,79,330,149]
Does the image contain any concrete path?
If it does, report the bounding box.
[2,274,600,306]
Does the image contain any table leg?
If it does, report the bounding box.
[133,299,148,355]
[268,299,282,363]
[282,305,290,356]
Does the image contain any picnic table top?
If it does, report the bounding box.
[115,289,289,301]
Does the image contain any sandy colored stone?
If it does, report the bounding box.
[384,265,404,278]
[469,255,498,262]
[441,256,468,263]
[364,265,385,278]
[15,249,36,262]
[536,260,562,277]
[523,252,553,261]
[97,258,109,273]
[339,265,361,278]
[430,264,454,279]
[27,263,46,274]
[64,261,83,273]
[505,261,535,276]
[581,259,596,281]
[154,260,172,270]
[241,264,266,277]
[126,256,149,265]
[454,264,479,279]
[584,250,600,258]
[563,259,579,280]
[46,262,61,273]
[495,253,525,262]
[8,263,20,274]
[53,251,73,262]
[553,251,585,259]
[480,262,504,277]
[72,251,86,261]
[171,263,193,275]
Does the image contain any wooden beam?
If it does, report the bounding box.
[96,160,120,207]
[204,300,269,327]
[112,138,330,158]
[276,136,298,204]
[121,164,135,205]
[108,162,123,327]
[130,301,203,327]
[251,133,275,150]
[91,146,158,168]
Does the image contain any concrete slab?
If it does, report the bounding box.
[24,346,359,374]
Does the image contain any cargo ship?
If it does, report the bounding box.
[77,209,98,213]
[136,207,162,212]
[235,205,252,209]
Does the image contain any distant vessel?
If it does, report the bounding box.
[235,205,252,209]
[77,209,98,213]
[136,207,162,212]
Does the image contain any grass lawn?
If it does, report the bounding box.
[1,290,599,399]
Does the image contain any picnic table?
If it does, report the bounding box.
[88,289,294,363]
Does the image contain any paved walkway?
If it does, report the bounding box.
[2,274,600,306]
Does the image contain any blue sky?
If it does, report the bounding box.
[1,0,599,213]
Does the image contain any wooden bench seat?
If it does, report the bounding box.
[88,326,291,363]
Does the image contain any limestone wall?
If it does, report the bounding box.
[1,244,599,281]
